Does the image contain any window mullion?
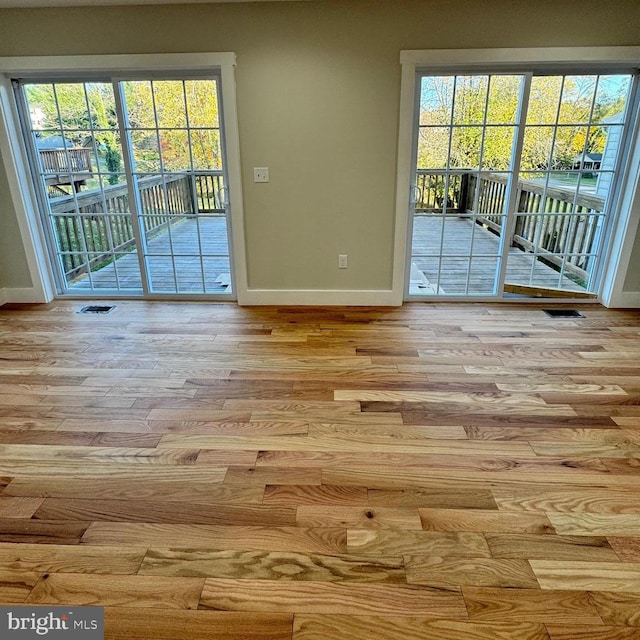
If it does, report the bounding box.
[495,72,532,295]
[112,79,151,295]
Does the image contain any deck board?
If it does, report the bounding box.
[410,215,585,295]
[69,215,231,293]
[69,214,584,296]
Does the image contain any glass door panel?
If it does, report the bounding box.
[505,74,633,295]
[408,71,634,299]
[18,75,234,298]
[410,74,523,296]
[121,79,232,295]
[21,81,143,293]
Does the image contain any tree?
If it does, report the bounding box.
[24,79,222,181]
[417,73,628,173]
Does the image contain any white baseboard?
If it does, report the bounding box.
[238,289,401,306]
[605,290,640,308]
[2,287,47,304]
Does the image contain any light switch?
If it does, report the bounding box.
[254,167,270,183]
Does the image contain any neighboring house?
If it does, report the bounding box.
[597,115,625,198]
[572,152,602,170]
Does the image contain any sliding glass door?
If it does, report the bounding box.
[407,70,635,299]
[16,75,234,297]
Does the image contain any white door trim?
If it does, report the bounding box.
[393,46,640,306]
[0,52,247,303]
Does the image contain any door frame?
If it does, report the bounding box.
[0,53,248,303]
[393,46,640,306]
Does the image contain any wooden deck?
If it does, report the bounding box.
[1,300,640,639]
[71,213,586,297]
[69,215,231,294]
[410,215,586,296]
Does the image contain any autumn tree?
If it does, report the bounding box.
[24,79,222,181]
[417,73,628,173]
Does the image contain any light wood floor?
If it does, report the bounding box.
[1,300,640,640]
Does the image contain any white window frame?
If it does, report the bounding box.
[0,53,248,303]
[393,47,640,306]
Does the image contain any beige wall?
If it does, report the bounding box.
[0,0,639,294]
[624,219,640,292]
[0,152,32,289]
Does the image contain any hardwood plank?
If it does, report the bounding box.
[0,542,145,574]
[196,450,258,465]
[492,487,640,515]
[255,442,536,463]
[296,506,422,529]
[0,444,200,465]
[89,432,163,448]
[545,625,640,640]
[26,573,205,608]
[463,586,603,624]
[0,463,227,480]
[608,537,640,562]
[0,570,42,603]
[531,442,640,458]
[418,508,554,534]
[405,556,539,588]
[140,548,406,582]
[467,426,639,443]
[103,608,293,640]
[34,498,296,526]
[155,435,505,454]
[589,591,640,626]
[263,485,367,506]
[602,458,640,474]
[322,465,631,489]
[4,476,252,503]
[225,467,322,485]
[199,577,467,616]
[81,523,347,554]
[293,616,550,640]
[0,430,96,445]
[531,561,640,593]
[0,496,44,518]
[0,519,89,544]
[347,529,490,557]
[547,513,640,537]
[368,487,498,509]
[334,389,551,406]
[485,534,619,561]
[310,422,468,440]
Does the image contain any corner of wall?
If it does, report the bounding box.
[1,287,50,305]
[604,290,640,309]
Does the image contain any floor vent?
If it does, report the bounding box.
[543,309,584,318]
[78,305,116,314]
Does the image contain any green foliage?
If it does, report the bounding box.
[123,79,221,172]
[25,79,222,177]
[104,147,122,184]
[417,73,629,172]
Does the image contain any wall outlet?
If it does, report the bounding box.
[338,254,348,269]
[253,167,270,183]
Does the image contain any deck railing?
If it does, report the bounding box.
[49,172,225,278]
[415,170,605,280]
[39,148,93,176]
